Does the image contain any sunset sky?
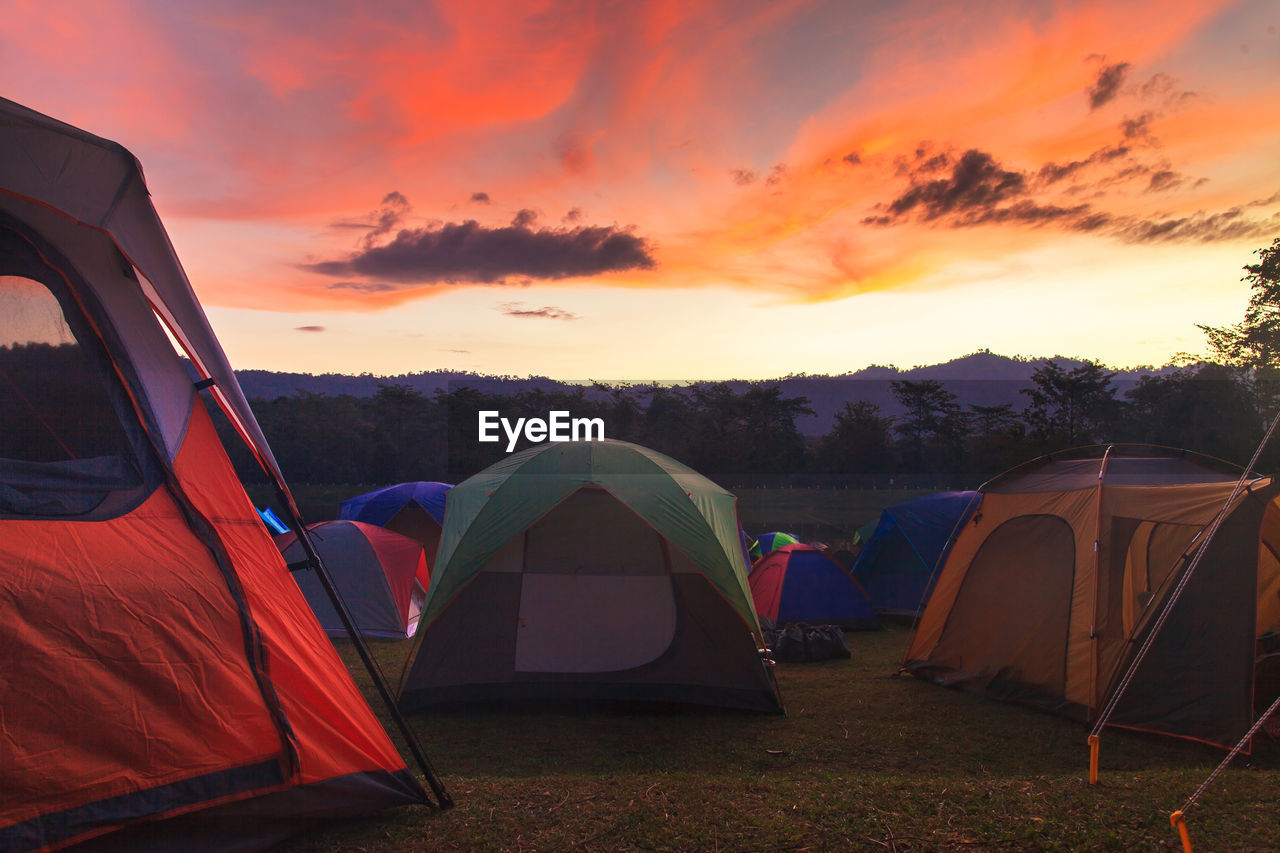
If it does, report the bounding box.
[3,0,1278,380]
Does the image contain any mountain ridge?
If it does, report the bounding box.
[230,351,1183,436]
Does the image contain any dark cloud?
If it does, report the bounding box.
[1089,61,1131,109]
[361,192,410,249]
[1107,164,1156,185]
[1146,170,1184,192]
[842,151,862,166]
[563,207,583,223]
[1121,111,1157,141]
[1112,208,1280,244]
[499,302,580,320]
[1037,144,1130,185]
[731,168,758,186]
[893,145,950,177]
[512,208,538,227]
[295,325,326,333]
[1071,212,1114,232]
[1248,190,1280,208]
[470,192,491,204]
[305,220,656,285]
[766,164,788,186]
[329,191,411,249]
[326,281,398,293]
[963,199,1094,227]
[880,149,1025,221]
[865,142,1278,245]
[1139,72,1198,108]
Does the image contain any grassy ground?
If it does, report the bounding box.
[279,625,1280,852]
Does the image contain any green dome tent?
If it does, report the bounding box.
[398,439,784,713]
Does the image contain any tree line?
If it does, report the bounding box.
[217,239,1280,489]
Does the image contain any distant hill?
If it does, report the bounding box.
[231,368,570,401]
[231,352,1179,436]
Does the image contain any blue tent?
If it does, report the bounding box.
[750,544,879,629]
[852,491,979,617]
[339,481,451,527]
[339,481,453,556]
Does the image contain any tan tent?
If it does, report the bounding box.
[904,445,1280,748]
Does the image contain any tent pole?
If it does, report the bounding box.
[276,485,454,810]
[1086,447,1115,735]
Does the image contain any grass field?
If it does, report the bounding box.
[278,625,1280,852]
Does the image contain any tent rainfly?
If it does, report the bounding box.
[398,439,784,713]
[277,520,432,639]
[0,96,430,852]
[750,544,880,630]
[339,480,452,559]
[852,491,978,617]
[904,446,1280,748]
[748,530,799,563]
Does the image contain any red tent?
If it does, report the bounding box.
[0,97,430,851]
[278,520,432,639]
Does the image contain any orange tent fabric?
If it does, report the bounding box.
[0,96,426,852]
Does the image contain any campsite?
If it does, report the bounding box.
[6,4,1280,851]
[253,482,1280,852]
[275,622,1280,852]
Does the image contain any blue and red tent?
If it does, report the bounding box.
[339,481,452,555]
[749,544,879,629]
[339,481,451,527]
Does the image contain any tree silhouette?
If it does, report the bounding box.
[1021,359,1121,450]
[891,379,968,478]
[1199,237,1280,412]
[818,401,895,474]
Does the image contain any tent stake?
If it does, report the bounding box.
[1170,810,1193,853]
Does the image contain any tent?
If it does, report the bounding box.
[398,439,784,713]
[277,520,431,639]
[904,445,1280,748]
[750,544,880,630]
[0,97,431,852]
[748,530,799,562]
[339,481,451,558]
[852,491,978,617]
[258,505,290,534]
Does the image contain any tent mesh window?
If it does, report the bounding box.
[0,230,148,517]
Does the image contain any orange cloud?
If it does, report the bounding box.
[7,0,1271,322]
